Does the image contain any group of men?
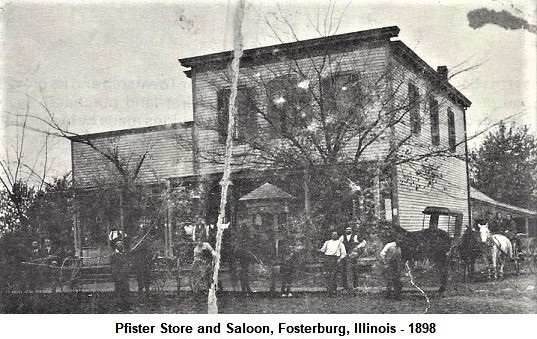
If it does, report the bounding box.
[28,238,59,264]
[24,238,61,292]
[320,224,367,294]
[488,212,518,237]
[486,212,521,250]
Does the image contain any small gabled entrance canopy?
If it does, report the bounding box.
[239,182,296,203]
[239,183,296,292]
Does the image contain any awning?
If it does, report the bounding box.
[470,187,537,217]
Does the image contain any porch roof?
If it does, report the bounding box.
[470,187,537,217]
[239,183,296,201]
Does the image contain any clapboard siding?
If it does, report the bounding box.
[72,29,470,231]
[390,60,466,155]
[72,124,194,188]
[397,157,469,234]
[192,44,391,175]
[389,56,469,232]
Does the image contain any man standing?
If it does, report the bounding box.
[340,226,357,290]
[340,225,367,290]
[320,230,346,294]
[30,240,40,259]
[380,240,402,300]
[27,240,41,291]
[131,232,152,295]
[110,240,130,311]
[42,238,58,265]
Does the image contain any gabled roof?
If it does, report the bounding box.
[239,183,296,201]
[470,187,537,216]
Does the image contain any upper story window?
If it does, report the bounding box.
[217,87,257,142]
[447,108,456,152]
[429,97,439,146]
[266,75,311,135]
[408,83,421,134]
[217,88,230,139]
[321,73,363,123]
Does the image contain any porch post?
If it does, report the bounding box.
[72,205,82,257]
[303,167,312,255]
[119,189,125,235]
[166,179,174,257]
[374,161,381,223]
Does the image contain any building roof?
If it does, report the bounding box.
[178,25,470,108]
[68,121,192,142]
[470,187,537,216]
[239,183,296,201]
[390,41,471,108]
[179,26,400,68]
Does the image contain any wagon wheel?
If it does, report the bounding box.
[45,262,63,293]
[188,262,212,293]
[188,266,195,292]
[448,244,465,281]
[59,257,82,292]
[151,257,173,292]
[527,238,537,274]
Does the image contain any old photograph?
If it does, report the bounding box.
[1,0,536,314]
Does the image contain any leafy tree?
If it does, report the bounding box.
[470,121,537,209]
[26,175,74,257]
[0,180,36,237]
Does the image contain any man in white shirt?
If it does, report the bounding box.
[320,230,346,293]
[380,241,402,300]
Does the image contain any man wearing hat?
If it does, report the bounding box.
[110,239,130,311]
[340,223,367,290]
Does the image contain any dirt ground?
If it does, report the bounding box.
[2,271,535,314]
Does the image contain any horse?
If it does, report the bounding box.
[477,223,513,279]
[458,226,482,281]
[393,226,453,293]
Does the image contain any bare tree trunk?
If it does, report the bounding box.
[207,0,245,314]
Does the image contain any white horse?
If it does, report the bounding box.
[478,223,513,279]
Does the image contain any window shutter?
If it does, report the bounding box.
[447,108,456,152]
[236,87,257,141]
[408,83,421,134]
[429,97,439,145]
[217,88,231,143]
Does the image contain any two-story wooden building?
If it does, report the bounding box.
[70,26,472,257]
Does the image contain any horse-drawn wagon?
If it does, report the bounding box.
[456,222,536,280]
[20,256,82,293]
[513,233,537,274]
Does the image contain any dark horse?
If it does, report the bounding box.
[457,226,481,281]
[394,226,453,293]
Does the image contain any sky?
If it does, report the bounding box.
[1,0,536,181]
